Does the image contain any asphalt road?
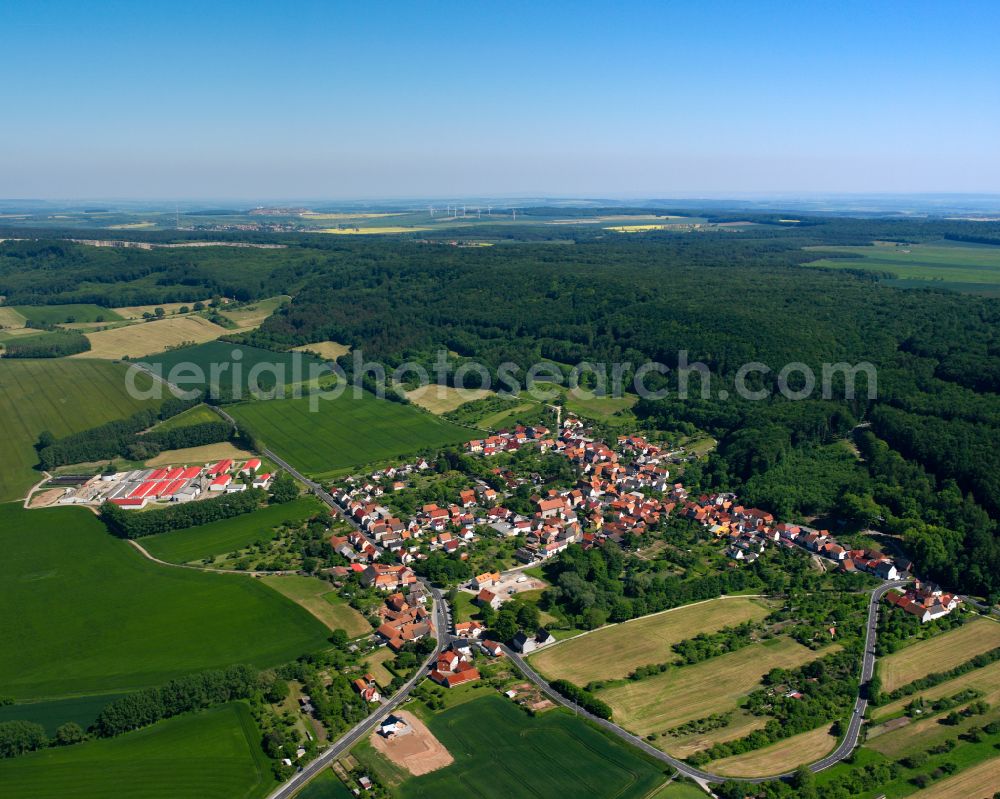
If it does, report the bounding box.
[504,579,907,786]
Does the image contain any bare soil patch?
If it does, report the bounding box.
[369,710,453,776]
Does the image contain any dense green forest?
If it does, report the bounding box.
[3,215,1000,598]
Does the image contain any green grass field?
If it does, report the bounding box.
[259,575,371,637]
[141,341,328,396]
[0,359,161,501]
[150,403,222,432]
[294,770,354,799]
[0,702,275,799]
[0,692,127,736]
[0,503,330,700]
[141,497,324,564]
[10,304,124,325]
[372,694,667,798]
[803,240,1000,295]
[228,392,477,478]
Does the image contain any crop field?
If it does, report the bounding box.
[803,240,1000,294]
[11,303,124,325]
[113,301,209,319]
[260,575,371,636]
[0,702,274,799]
[291,340,351,360]
[316,226,430,234]
[150,403,221,431]
[0,305,28,327]
[374,695,667,798]
[219,295,290,331]
[597,638,833,742]
[709,726,838,777]
[529,597,772,684]
[141,340,327,395]
[228,392,477,478]
[0,692,126,736]
[878,618,1000,693]
[916,754,1000,799]
[0,359,160,501]
[0,503,329,699]
[141,497,324,564]
[76,315,229,359]
[405,384,492,414]
[875,658,1000,720]
[295,770,354,799]
[144,441,255,467]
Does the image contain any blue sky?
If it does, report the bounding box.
[2,0,998,199]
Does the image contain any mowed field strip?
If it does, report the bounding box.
[76,315,228,359]
[0,702,274,799]
[878,618,1000,693]
[405,384,492,414]
[260,575,371,637]
[875,657,1000,720]
[597,638,836,743]
[709,726,838,777]
[529,596,773,684]
[0,359,160,502]
[0,503,329,700]
[228,392,477,477]
[913,754,1000,799]
[141,497,324,564]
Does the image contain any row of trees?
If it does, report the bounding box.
[2,330,90,358]
[101,488,266,539]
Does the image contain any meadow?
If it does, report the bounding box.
[295,770,354,799]
[708,726,838,777]
[0,358,160,501]
[77,315,228,359]
[803,240,1000,295]
[375,695,668,798]
[259,575,371,637]
[144,441,254,467]
[916,755,1000,799]
[363,647,398,685]
[10,303,124,325]
[529,596,772,684]
[218,295,290,331]
[874,658,1000,720]
[0,503,329,700]
[140,496,324,564]
[877,618,1000,693]
[405,384,492,414]
[596,638,833,743]
[291,340,351,360]
[0,702,275,799]
[228,392,476,478]
[150,402,221,431]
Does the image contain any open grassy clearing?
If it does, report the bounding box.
[10,303,124,325]
[0,702,274,799]
[291,340,351,360]
[219,295,290,331]
[363,647,398,685]
[914,754,1000,799]
[363,694,668,798]
[663,711,769,759]
[0,359,160,501]
[144,441,255,467]
[878,618,1000,693]
[709,726,838,777]
[228,392,477,478]
[405,384,492,414]
[149,402,221,431]
[597,638,835,743]
[294,769,354,799]
[141,497,324,564]
[113,301,209,319]
[260,575,371,637]
[529,596,772,684]
[0,503,329,699]
[76,315,228,359]
[803,240,1000,293]
[875,658,1000,720]
[649,781,709,799]
[0,305,28,327]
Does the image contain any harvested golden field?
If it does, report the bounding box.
[879,618,1000,693]
[914,755,1000,799]
[664,712,768,760]
[113,301,209,319]
[145,442,254,467]
[598,638,834,741]
[709,726,838,777]
[406,384,493,414]
[75,315,228,359]
[317,226,430,235]
[529,596,772,685]
[291,340,351,360]
[876,658,1000,719]
[300,212,402,220]
[219,295,289,331]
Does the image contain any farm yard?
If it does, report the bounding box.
[228,392,476,478]
[260,575,371,636]
[0,358,161,502]
[364,695,668,798]
[708,726,838,777]
[140,496,325,564]
[596,638,835,746]
[0,702,275,799]
[528,596,773,684]
[877,618,1000,693]
[0,503,329,700]
[75,315,228,359]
